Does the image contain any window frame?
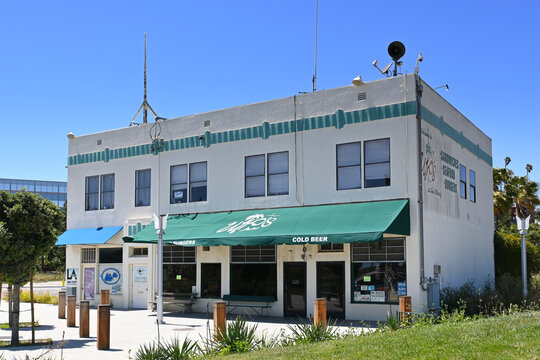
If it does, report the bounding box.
[469,169,476,203]
[85,176,99,211]
[319,243,344,252]
[364,138,391,188]
[135,169,151,207]
[170,162,208,204]
[460,164,467,199]
[351,238,406,304]
[98,247,123,264]
[336,141,362,190]
[100,173,115,210]
[162,245,196,294]
[170,164,188,204]
[189,161,207,202]
[267,151,289,196]
[130,247,148,257]
[245,154,266,198]
[81,248,96,263]
[231,245,277,263]
[201,263,222,299]
[244,151,289,198]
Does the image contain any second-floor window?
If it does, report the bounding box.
[100,174,115,209]
[336,142,361,190]
[460,165,467,199]
[337,138,390,190]
[85,176,99,211]
[170,162,207,204]
[85,174,114,211]
[364,138,390,187]
[469,169,476,203]
[135,169,151,207]
[245,151,289,197]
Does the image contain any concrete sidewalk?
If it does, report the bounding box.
[0,301,372,360]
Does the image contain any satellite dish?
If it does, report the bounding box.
[388,41,406,61]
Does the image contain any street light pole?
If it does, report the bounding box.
[517,215,530,298]
[154,213,167,324]
[157,222,164,324]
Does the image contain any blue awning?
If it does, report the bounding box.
[56,226,124,245]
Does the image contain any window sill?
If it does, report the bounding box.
[350,301,399,305]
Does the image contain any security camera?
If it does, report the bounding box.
[414,53,423,75]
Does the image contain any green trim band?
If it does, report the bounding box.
[67,101,492,166]
[421,106,492,166]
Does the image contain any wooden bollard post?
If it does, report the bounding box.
[67,295,76,327]
[399,296,412,323]
[97,304,111,350]
[313,298,326,327]
[79,300,90,337]
[58,291,66,319]
[101,289,110,305]
[213,301,227,339]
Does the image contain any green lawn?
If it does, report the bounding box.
[226,311,540,360]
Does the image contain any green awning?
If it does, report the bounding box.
[123,199,409,246]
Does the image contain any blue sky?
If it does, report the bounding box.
[0,1,538,182]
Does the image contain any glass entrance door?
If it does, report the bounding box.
[316,262,345,319]
[284,262,306,317]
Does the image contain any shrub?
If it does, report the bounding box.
[441,275,540,317]
[286,317,340,344]
[18,290,58,305]
[494,230,540,279]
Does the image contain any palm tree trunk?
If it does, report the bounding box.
[11,283,20,346]
[8,284,13,327]
[30,269,35,344]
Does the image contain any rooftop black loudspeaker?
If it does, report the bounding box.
[388,41,406,61]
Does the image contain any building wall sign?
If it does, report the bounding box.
[217,213,278,234]
[133,266,147,282]
[66,268,79,287]
[99,266,122,295]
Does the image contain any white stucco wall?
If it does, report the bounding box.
[63,75,493,320]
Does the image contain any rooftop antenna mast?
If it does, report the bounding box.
[312,0,318,92]
[130,33,159,126]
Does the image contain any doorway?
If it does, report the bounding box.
[131,265,148,309]
[284,262,306,317]
[316,262,345,319]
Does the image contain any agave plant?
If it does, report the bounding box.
[133,337,199,360]
[286,317,341,344]
[213,316,261,354]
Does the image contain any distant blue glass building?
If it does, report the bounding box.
[0,178,67,208]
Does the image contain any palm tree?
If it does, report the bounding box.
[514,175,539,220]
[493,167,516,225]
[525,164,533,178]
[493,160,539,227]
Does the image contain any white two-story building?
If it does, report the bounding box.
[57,74,494,321]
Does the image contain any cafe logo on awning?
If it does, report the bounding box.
[217,213,278,234]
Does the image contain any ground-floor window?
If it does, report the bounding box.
[230,245,277,298]
[230,263,277,297]
[351,238,406,303]
[163,245,196,293]
[201,263,221,298]
[163,264,196,293]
